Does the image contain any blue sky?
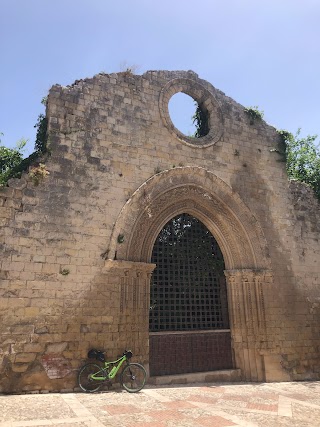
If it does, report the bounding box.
[1,0,319,155]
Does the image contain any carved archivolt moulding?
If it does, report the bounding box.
[108,167,270,271]
[159,78,224,147]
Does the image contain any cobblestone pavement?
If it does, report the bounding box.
[1,381,320,427]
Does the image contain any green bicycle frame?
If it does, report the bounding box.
[90,355,127,381]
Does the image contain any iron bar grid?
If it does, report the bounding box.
[150,213,229,332]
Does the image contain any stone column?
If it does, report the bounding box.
[225,269,272,381]
[104,260,156,369]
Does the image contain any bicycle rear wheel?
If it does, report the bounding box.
[78,363,103,392]
[120,363,146,393]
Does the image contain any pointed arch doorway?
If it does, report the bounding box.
[108,167,271,381]
[149,213,233,376]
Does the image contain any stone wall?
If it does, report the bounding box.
[0,70,319,392]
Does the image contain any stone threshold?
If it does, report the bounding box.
[148,369,242,386]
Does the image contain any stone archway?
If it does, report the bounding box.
[106,167,272,381]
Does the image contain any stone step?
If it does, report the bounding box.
[148,369,242,386]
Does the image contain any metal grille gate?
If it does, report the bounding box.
[149,213,233,376]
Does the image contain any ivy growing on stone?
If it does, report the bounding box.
[34,114,48,154]
[244,106,264,125]
[192,103,209,138]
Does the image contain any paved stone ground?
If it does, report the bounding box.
[1,381,320,427]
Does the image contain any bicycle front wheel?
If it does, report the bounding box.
[78,363,103,393]
[120,363,146,393]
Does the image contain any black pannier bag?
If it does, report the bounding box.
[87,349,105,362]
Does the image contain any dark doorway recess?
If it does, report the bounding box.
[149,213,233,376]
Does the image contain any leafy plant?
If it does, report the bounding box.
[277,129,293,144]
[271,129,320,200]
[192,103,209,138]
[285,129,320,200]
[244,106,264,125]
[0,100,49,187]
[28,163,50,186]
[34,114,48,154]
[118,61,140,75]
[270,129,293,161]
[0,136,27,186]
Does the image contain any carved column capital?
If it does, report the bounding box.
[104,260,156,316]
[105,259,156,278]
[224,269,273,282]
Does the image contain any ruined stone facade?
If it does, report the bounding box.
[0,70,319,393]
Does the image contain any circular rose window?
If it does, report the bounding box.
[159,78,223,147]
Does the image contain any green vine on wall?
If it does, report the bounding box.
[269,129,290,162]
[34,114,48,154]
[244,106,264,125]
[192,103,209,138]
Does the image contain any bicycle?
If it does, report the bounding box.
[78,349,147,393]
